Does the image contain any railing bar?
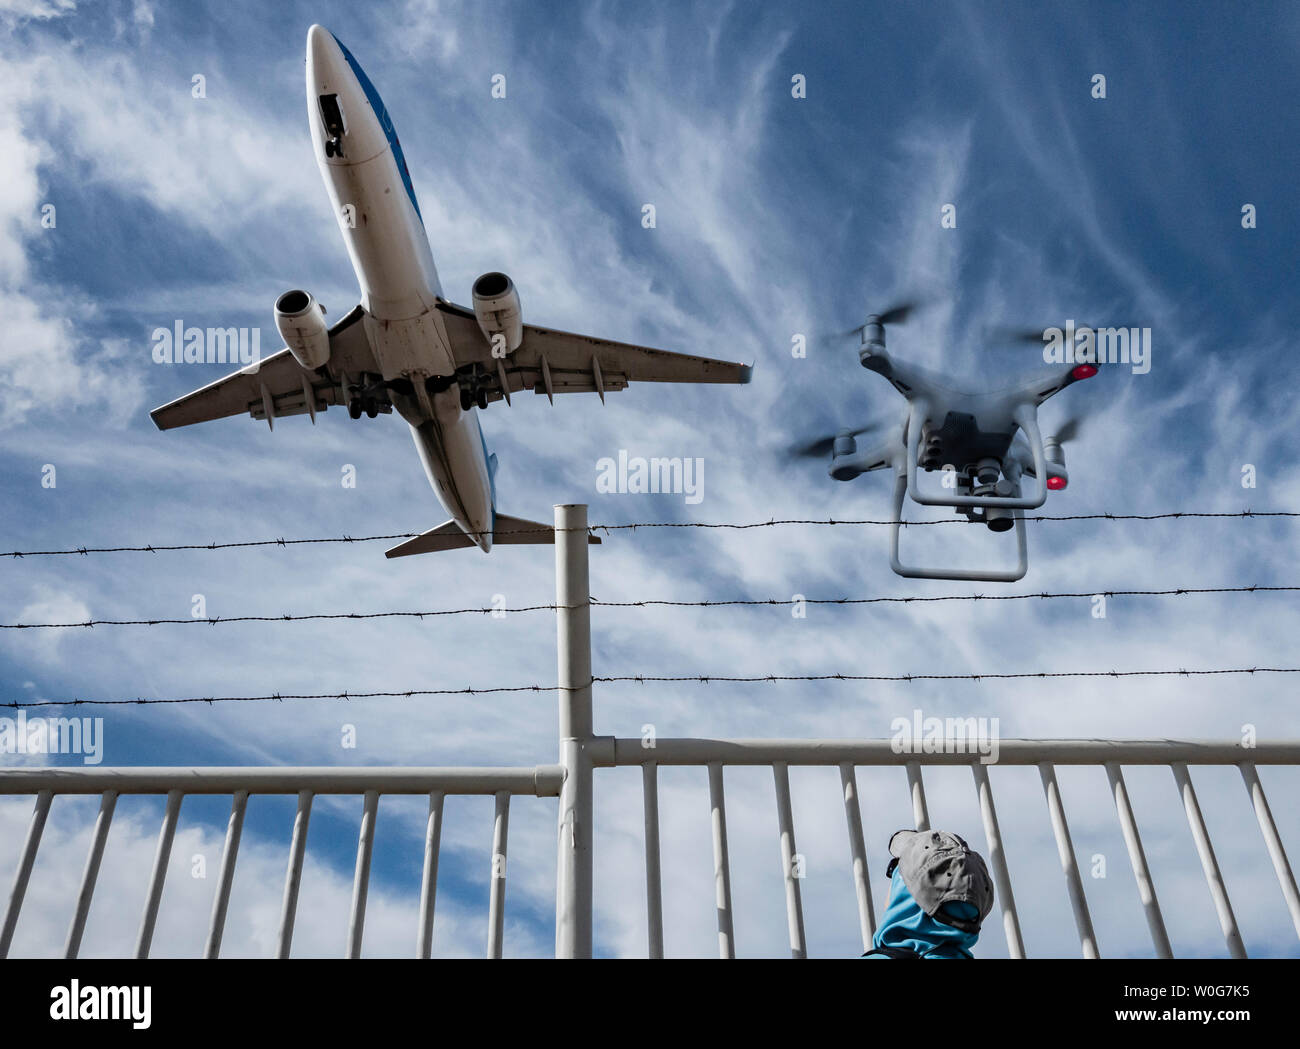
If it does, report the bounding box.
[838,764,875,950]
[0,766,564,795]
[276,789,313,959]
[603,738,1300,766]
[905,761,930,831]
[135,789,184,959]
[1038,763,1099,958]
[1103,763,1172,958]
[64,789,118,959]
[971,764,1025,958]
[1171,762,1246,958]
[707,762,735,959]
[347,790,379,959]
[642,762,664,959]
[416,791,445,959]
[1,789,53,958]
[1239,762,1300,941]
[204,790,248,959]
[772,762,807,959]
[487,790,510,959]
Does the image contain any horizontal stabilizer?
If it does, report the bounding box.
[385,520,477,558]
[384,513,601,558]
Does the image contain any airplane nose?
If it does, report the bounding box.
[306,23,341,74]
[304,25,389,166]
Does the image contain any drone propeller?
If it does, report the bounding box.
[873,300,918,326]
[985,321,1144,348]
[1053,415,1083,444]
[826,299,922,341]
[1010,414,1084,457]
[788,422,884,460]
[986,325,1051,346]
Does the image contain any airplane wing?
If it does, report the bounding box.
[150,305,383,430]
[435,301,752,405]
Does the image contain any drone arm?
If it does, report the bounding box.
[861,349,953,398]
[1011,362,1095,407]
[829,435,901,482]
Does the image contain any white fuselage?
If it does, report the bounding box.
[306,25,495,549]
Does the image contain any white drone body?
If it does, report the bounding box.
[823,314,1098,582]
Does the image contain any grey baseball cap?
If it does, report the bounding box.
[887,829,995,934]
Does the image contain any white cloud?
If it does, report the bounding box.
[0,0,74,23]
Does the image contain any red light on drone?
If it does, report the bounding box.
[1046,476,1068,491]
[1071,363,1098,380]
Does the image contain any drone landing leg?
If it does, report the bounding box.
[888,471,1029,582]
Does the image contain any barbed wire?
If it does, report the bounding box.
[6,666,1297,707]
[1,584,1296,629]
[1,510,1294,558]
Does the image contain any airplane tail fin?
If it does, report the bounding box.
[384,513,601,558]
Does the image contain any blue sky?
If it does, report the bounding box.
[1,0,1298,958]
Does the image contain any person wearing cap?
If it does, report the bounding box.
[863,829,996,959]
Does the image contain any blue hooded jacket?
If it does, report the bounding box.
[866,867,981,959]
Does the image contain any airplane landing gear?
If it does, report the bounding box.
[458,373,491,411]
[347,397,382,419]
[346,377,388,420]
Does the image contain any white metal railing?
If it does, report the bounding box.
[2,505,1298,958]
[0,766,561,959]
[600,738,1300,958]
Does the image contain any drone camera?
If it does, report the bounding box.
[984,507,1015,532]
[974,476,1017,531]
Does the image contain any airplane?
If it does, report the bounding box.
[790,302,1100,582]
[151,25,751,557]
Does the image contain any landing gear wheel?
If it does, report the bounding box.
[476,389,489,410]
[365,402,378,419]
[460,388,473,412]
[348,400,362,420]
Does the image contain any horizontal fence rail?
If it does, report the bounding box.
[0,765,561,960]
[606,738,1300,959]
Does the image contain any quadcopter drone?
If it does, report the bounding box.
[792,303,1098,582]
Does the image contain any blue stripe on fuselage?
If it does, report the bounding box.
[332,33,423,224]
[477,413,496,536]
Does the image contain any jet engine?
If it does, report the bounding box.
[471,272,523,354]
[274,290,330,370]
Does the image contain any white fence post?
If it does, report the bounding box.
[555,504,594,958]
